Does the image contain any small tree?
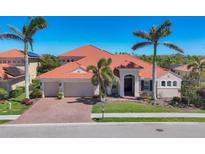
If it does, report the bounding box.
[38,54,61,74]
[187,57,205,85]
[87,58,114,118]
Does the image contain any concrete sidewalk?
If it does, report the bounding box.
[0,115,20,120]
[91,113,205,118]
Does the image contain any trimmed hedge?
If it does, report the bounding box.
[9,87,24,98]
[0,88,9,100]
[29,89,43,99]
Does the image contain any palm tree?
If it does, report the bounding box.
[187,57,205,85]
[132,20,183,104]
[87,58,113,118]
[0,17,48,99]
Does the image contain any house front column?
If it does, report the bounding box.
[134,76,140,97]
[59,81,64,92]
[40,81,45,98]
[119,74,124,97]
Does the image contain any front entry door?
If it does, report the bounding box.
[124,76,134,96]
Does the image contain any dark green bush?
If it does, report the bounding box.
[0,88,9,100]
[30,79,40,91]
[9,87,24,98]
[29,89,43,99]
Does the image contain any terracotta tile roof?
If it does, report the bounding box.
[59,44,113,58]
[172,64,191,72]
[38,45,169,79]
[0,49,40,58]
[0,49,24,58]
[0,64,24,80]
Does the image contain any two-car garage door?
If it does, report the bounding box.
[43,81,95,97]
[64,82,95,97]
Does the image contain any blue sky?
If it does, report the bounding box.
[0,16,205,55]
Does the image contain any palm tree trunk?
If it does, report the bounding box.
[24,42,30,99]
[152,43,157,104]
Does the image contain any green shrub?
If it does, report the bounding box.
[30,79,40,91]
[0,88,8,100]
[57,92,64,99]
[29,89,43,99]
[9,87,24,98]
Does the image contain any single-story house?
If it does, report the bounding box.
[38,45,182,98]
[0,64,25,91]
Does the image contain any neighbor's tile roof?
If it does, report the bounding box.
[38,45,168,79]
[0,49,40,58]
[0,64,24,79]
[172,64,191,72]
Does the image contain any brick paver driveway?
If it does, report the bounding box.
[11,97,96,124]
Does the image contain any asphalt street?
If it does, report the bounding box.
[1,122,205,138]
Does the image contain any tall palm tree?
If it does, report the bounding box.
[187,57,205,85]
[87,58,113,118]
[132,20,183,103]
[0,17,48,98]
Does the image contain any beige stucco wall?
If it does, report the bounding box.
[0,76,25,92]
[157,72,182,98]
[16,59,39,82]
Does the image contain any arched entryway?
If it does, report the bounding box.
[124,74,135,96]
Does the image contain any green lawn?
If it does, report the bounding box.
[94,117,205,122]
[92,101,205,113]
[0,94,29,115]
[0,120,10,124]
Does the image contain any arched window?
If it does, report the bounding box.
[161,81,166,87]
[167,81,171,87]
[173,81,177,87]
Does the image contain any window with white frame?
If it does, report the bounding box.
[173,81,177,87]
[167,81,171,87]
[161,81,166,87]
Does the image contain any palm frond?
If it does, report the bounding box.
[187,62,198,70]
[28,38,33,51]
[157,20,171,34]
[87,65,97,73]
[133,31,151,41]
[132,42,152,50]
[163,42,184,53]
[0,33,24,42]
[26,17,48,37]
[91,75,99,86]
[97,58,107,69]
[106,58,112,66]
[8,25,24,38]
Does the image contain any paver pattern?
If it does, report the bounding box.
[11,97,95,124]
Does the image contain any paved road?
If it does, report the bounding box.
[1,122,205,138]
[92,113,205,118]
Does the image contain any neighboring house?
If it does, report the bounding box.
[0,64,25,91]
[38,45,182,98]
[171,64,191,77]
[0,49,40,82]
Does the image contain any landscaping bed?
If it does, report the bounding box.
[94,117,205,122]
[92,101,205,113]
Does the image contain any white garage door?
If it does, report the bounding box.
[44,82,59,97]
[64,82,95,97]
